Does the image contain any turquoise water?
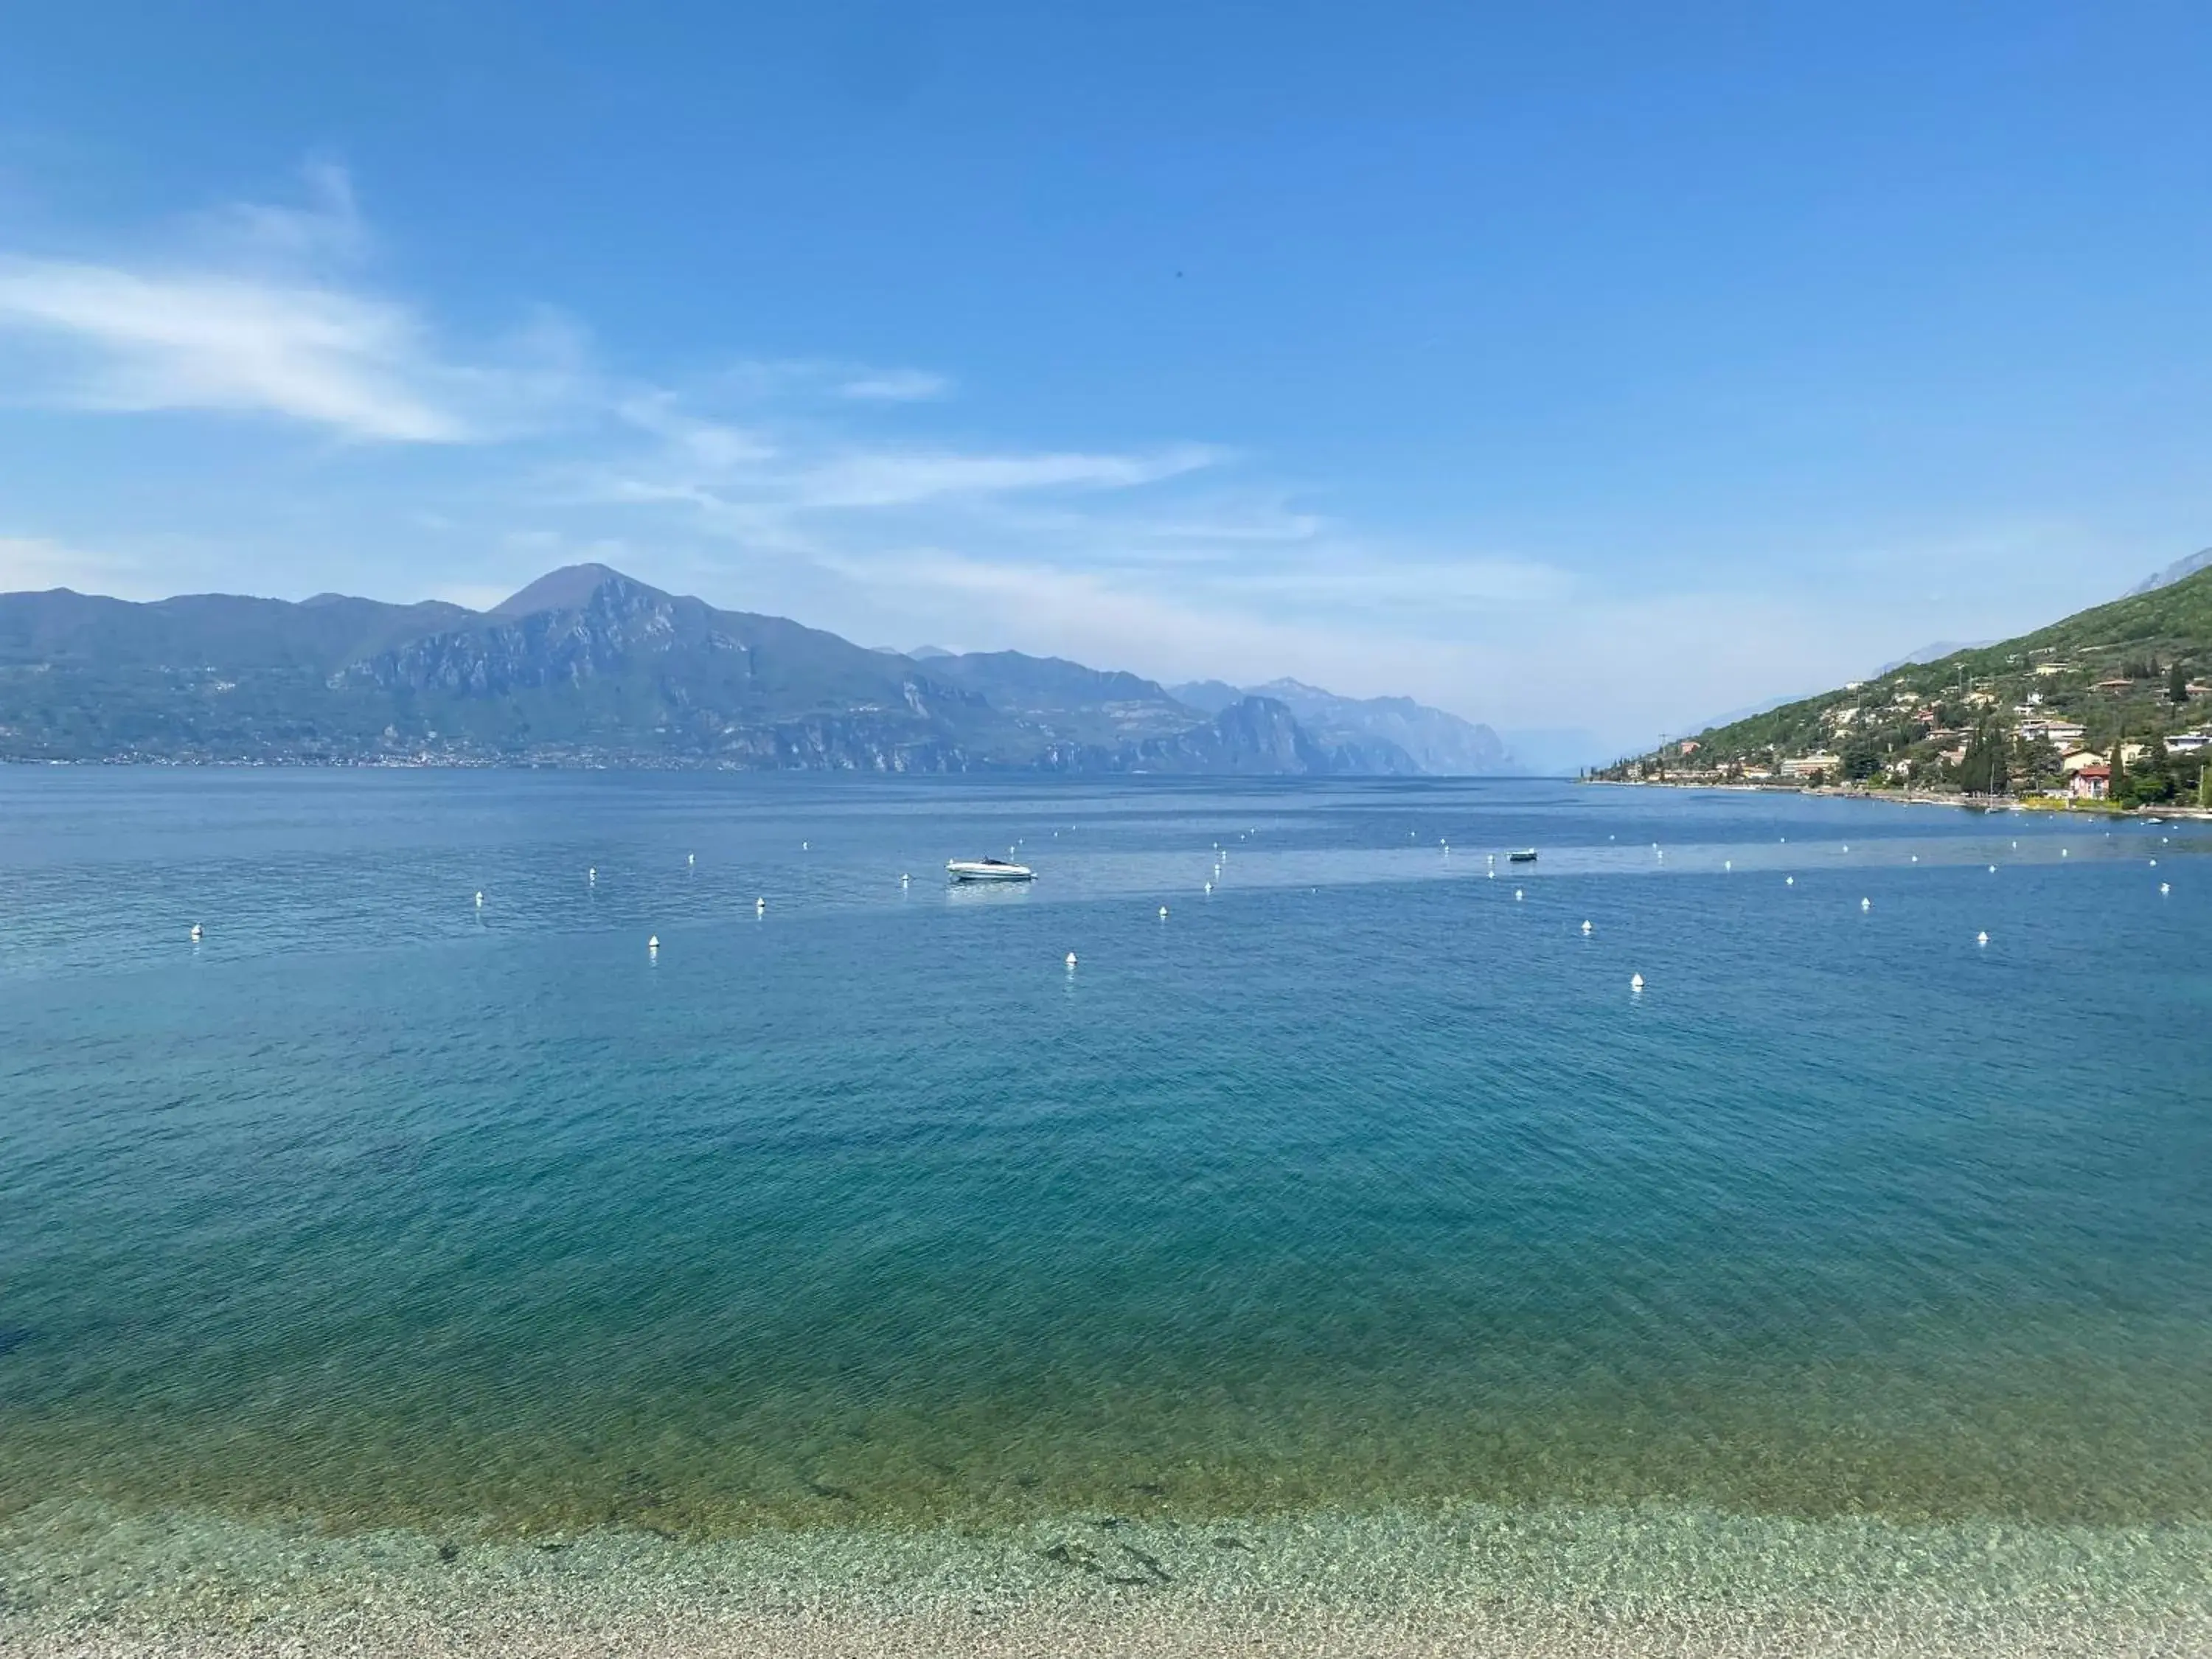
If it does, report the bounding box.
[1,771,2208,1547]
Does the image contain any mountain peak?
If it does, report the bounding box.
[490,563,653,619]
[2130,547,2212,597]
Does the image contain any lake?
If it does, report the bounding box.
[1,770,2206,1655]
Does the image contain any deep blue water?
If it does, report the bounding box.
[1,771,2206,1536]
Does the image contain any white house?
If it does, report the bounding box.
[1779,752,1843,779]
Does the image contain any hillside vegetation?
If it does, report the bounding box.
[1598,567,2212,807]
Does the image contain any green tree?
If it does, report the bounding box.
[1958,719,2008,796]
[2135,734,2176,804]
[2171,661,2191,705]
[2014,736,2063,793]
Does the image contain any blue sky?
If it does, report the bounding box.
[4,2,2211,755]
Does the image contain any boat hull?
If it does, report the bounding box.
[946,861,1035,883]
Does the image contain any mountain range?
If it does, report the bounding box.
[0,564,1517,775]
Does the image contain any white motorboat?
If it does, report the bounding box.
[946,857,1035,883]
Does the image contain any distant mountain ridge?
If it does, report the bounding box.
[1877,641,1996,675]
[2131,548,2212,596]
[0,565,1500,775]
[1173,677,1513,774]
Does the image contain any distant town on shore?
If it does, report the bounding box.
[1593,559,2212,815]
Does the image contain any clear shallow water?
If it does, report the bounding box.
[1,771,2208,1548]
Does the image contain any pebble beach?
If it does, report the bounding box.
[6,1499,2209,1658]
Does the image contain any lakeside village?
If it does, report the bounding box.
[1596,647,2212,815]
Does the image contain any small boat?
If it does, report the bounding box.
[947,858,1036,883]
[1507,849,1538,863]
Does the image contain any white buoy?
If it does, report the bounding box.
[1724,860,1731,871]
[2149,858,2157,867]
[901,873,911,887]
[475,891,484,908]
[755,897,765,914]
[1860,897,1871,911]
[1580,919,1593,935]
[1976,931,1989,947]
[1158,905,1169,919]
[802,841,809,851]
[2160,882,2171,895]
[1989,865,1997,873]
[1204,881,1213,895]
[648,935,660,953]
[1514,888,1523,900]
[2062,848,2069,857]
[1842,844,1848,852]
[1065,951,1077,969]
[1630,973,1644,992]
[1910,855,1919,863]
[1785,876,1794,886]
[588,866,597,883]
[189,922,202,942]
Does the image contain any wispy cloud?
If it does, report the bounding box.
[836,367,951,402]
[192,157,369,265]
[703,357,955,406]
[0,259,477,441]
[571,385,1230,558]
[611,393,777,469]
[791,443,1221,507]
[0,166,585,443]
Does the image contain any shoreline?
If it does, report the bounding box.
[6,1497,2208,1658]
[1582,776,2212,821]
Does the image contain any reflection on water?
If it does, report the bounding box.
[943,877,1037,907]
